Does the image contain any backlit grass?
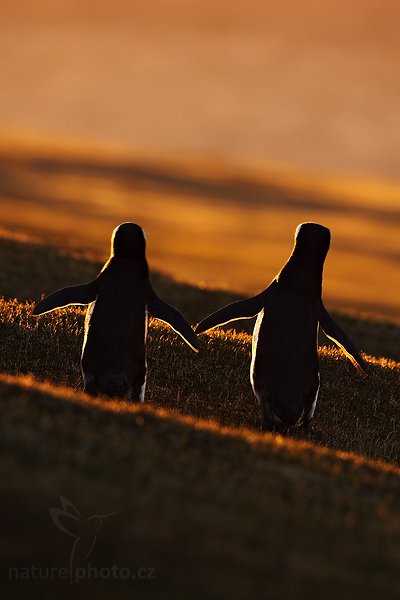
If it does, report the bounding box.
[0,297,398,465]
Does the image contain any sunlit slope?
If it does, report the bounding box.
[0,235,398,361]
[0,297,398,464]
[1,373,400,599]
[0,138,399,319]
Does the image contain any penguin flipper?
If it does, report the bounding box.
[148,292,200,352]
[33,280,99,315]
[195,291,266,334]
[320,306,368,378]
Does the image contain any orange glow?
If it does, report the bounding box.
[0,138,398,321]
[2,370,399,477]
[0,1,399,319]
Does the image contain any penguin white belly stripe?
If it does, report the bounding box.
[250,309,263,395]
[307,379,320,421]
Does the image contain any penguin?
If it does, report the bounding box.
[33,222,199,400]
[195,223,367,431]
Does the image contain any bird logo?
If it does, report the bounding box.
[49,496,121,583]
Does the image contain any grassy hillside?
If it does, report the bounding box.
[0,297,398,465]
[0,234,399,598]
[1,374,400,600]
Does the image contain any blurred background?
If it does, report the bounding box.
[0,0,399,319]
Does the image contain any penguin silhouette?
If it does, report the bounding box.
[195,223,367,431]
[33,223,199,400]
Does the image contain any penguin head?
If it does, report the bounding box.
[111,222,146,259]
[294,222,331,260]
[277,223,331,294]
